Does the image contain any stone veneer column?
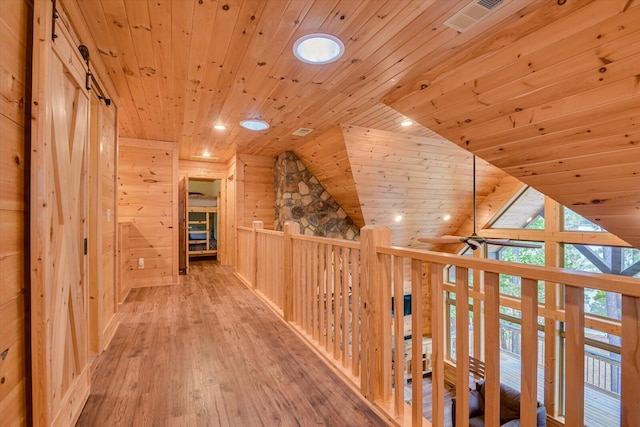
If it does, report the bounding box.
[274,151,360,240]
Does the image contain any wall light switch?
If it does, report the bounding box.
[138,257,144,269]
[106,208,112,223]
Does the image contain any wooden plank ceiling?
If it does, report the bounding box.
[68,0,640,248]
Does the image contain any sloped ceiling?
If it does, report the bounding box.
[296,123,520,248]
[65,0,640,248]
[382,1,640,248]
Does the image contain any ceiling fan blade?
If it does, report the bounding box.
[417,235,465,244]
[484,239,542,249]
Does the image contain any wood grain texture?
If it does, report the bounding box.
[118,138,179,288]
[76,262,388,427]
[295,125,364,227]
[60,0,640,249]
[385,0,640,248]
[89,92,119,356]
[343,125,508,249]
[0,0,29,422]
[30,1,93,423]
[235,154,276,229]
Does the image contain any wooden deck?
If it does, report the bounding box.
[405,351,619,427]
[76,261,388,427]
[499,352,620,427]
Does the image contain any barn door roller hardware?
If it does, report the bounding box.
[51,0,58,41]
[78,45,111,106]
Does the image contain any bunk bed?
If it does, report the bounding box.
[188,192,218,257]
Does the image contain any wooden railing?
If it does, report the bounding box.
[235,223,640,427]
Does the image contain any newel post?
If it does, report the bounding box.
[360,225,392,402]
[283,222,300,321]
[250,221,263,289]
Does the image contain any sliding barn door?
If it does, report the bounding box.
[31,1,91,425]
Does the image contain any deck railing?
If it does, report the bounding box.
[235,223,640,427]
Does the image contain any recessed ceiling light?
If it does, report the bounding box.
[214,124,226,130]
[202,151,211,157]
[401,120,413,127]
[293,33,344,64]
[240,119,269,131]
[526,217,533,223]
[394,215,403,222]
[443,214,451,221]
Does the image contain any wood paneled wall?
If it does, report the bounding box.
[88,93,118,353]
[236,154,276,229]
[343,125,508,248]
[0,1,30,423]
[295,125,364,228]
[118,138,179,287]
[178,159,227,179]
[222,159,237,267]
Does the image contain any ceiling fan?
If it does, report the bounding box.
[417,155,541,251]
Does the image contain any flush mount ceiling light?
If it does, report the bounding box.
[293,33,344,64]
[443,214,452,221]
[394,215,403,222]
[240,119,269,131]
[401,120,413,127]
[214,124,226,130]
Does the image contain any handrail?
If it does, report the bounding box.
[378,245,640,296]
[256,228,282,236]
[291,233,361,249]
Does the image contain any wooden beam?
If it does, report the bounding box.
[410,259,423,426]
[520,278,539,427]
[621,295,640,427]
[565,286,585,427]
[430,263,445,427]
[455,266,470,427]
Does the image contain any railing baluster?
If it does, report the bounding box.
[455,266,470,427]
[351,248,360,377]
[393,255,404,417]
[308,241,314,333]
[484,271,500,426]
[326,244,333,354]
[411,259,423,426]
[342,247,350,369]
[521,278,538,427]
[621,295,640,426]
[333,246,341,361]
[431,263,445,427]
[565,285,585,427]
[282,223,298,322]
[312,241,319,341]
[319,242,326,348]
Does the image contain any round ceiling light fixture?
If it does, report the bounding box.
[240,119,270,131]
[293,33,344,64]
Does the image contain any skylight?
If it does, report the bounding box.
[240,119,269,131]
[293,34,344,64]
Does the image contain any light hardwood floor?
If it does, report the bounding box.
[77,261,388,427]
